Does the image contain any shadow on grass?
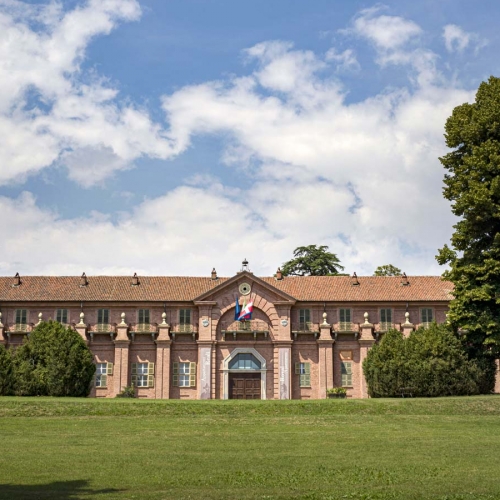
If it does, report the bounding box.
[0,479,121,499]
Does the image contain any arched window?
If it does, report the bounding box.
[228,353,262,370]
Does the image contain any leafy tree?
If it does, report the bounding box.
[0,343,14,395]
[373,264,402,276]
[281,245,344,276]
[436,76,500,357]
[363,323,493,397]
[14,321,95,397]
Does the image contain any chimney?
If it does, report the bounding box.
[132,273,139,286]
[211,268,218,280]
[276,267,283,280]
[80,272,88,287]
[12,272,21,287]
[351,272,360,286]
[401,272,410,286]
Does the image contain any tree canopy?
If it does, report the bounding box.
[14,320,95,397]
[373,264,402,276]
[363,324,493,397]
[436,76,500,356]
[281,245,344,276]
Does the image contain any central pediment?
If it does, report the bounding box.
[193,271,296,304]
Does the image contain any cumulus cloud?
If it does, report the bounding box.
[325,48,360,72]
[0,0,176,187]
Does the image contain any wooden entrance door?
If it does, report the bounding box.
[229,373,261,399]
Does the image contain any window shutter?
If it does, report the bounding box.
[101,374,107,387]
[340,309,345,323]
[295,362,301,374]
[148,374,154,388]
[107,363,113,375]
[189,362,196,387]
[304,374,310,386]
[131,363,137,375]
[304,363,311,374]
[148,362,155,375]
[172,362,179,386]
[186,309,191,324]
[131,375,137,386]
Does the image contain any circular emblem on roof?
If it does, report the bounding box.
[239,282,251,296]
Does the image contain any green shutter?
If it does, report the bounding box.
[107,363,113,375]
[295,362,301,374]
[300,373,311,387]
[172,362,179,386]
[100,374,107,387]
[16,309,27,325]
[340,309,345,323]
[139,309,150,324]
[189,362,196,387]
[148,362,155,375]
[131,363,137,375]
[131,375,137,386]
[304,363,310,374]
[148,374,154,388]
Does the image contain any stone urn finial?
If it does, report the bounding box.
[161,312,167,325]
[322,311,328,326]
[120,312,126,325]
[363,312,369,325]
[79,312,85,325]
[38,312,43,324]
[404,311,410,325]
[0,311,3,326]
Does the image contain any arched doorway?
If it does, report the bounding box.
[222,348,267,400]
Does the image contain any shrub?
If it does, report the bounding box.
[116,385,136,398]
[13,321,95,397]
[0,343,14,395]
[363,323,492,397]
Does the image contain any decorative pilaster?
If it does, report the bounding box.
[198,341,213,399]
[402,312,414,338]
[0,312,5,345]
[113,312,130,396]
[358,312,375,399]
[155,313,171,399]
[278,342,292,399]
[317,312,334,398]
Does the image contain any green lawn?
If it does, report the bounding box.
[1,397,500,500]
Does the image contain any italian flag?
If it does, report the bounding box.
[238,297,253,321]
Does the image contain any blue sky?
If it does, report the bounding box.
[0,0,499,277]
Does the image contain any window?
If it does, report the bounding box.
[138,309,150,325]
[179,309,192,332]
[131,362,155,388]
[299,309,311,331]
[295,362,311,387]
[380,308,392,331]
[341,362,352,387]
[172,362,196,387]
[15,309,28,331]
[56,309,68,324]
[97,309,109,332]
[421,308,433,328]
[229,353,261,370]
[339,309,352,331]
[95,362,113,387]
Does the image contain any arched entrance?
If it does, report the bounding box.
[222,348,267,400]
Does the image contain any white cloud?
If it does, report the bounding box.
[325,48,360,72]
[443,24,485,54]
[0,0,176,187]
[350,6,422,50]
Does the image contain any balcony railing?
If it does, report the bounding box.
[130,323,158,333]
[379,322,393,332]
[6,323,33,334]
[221,319,269,340]
[89,323,116,334]
[170,324,197,340]
[292,322,319,339]
[338,321,354,332]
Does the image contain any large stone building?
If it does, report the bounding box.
[0,263,454,399]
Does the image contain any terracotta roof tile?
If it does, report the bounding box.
[0,275,453,303]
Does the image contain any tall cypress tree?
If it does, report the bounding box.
[437,76,500,357]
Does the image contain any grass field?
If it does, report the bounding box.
[1,396,500,500]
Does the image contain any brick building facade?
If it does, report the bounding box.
[0,265,455,399]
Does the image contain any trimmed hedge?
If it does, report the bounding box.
[363,323,494,397]
[11,321,95,397]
